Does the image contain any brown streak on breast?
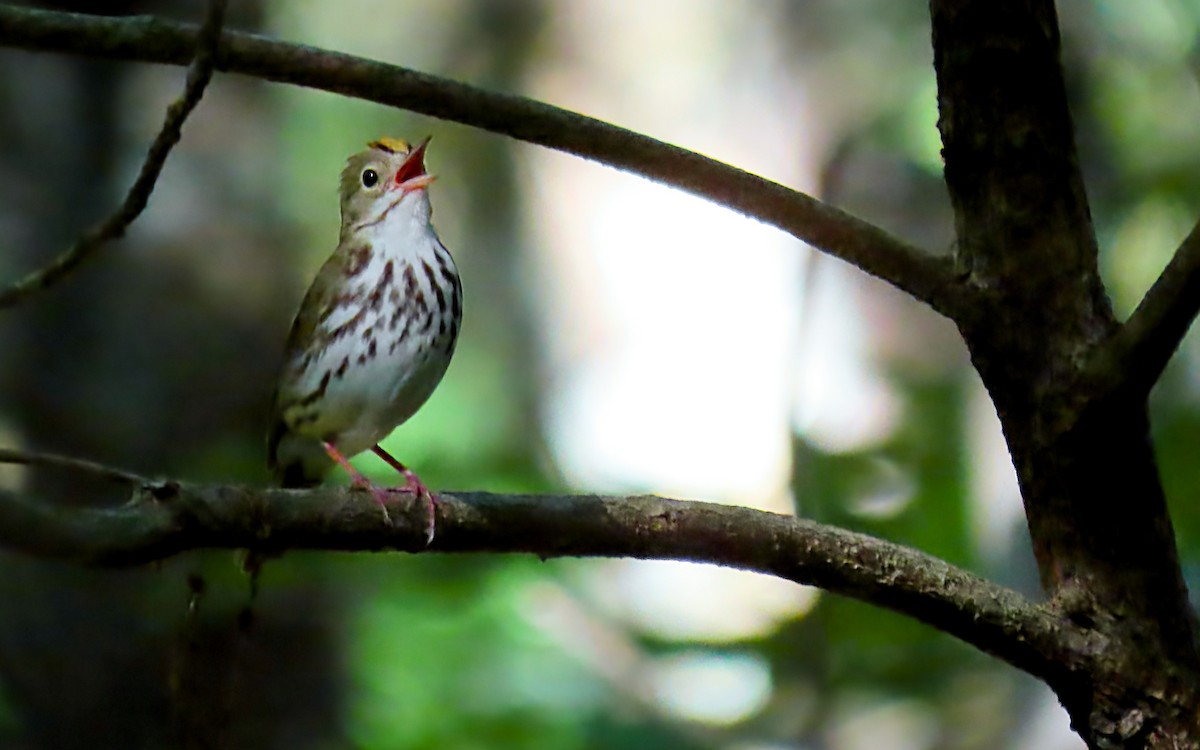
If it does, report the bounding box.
[390,316,413,354]
[292,370,332,408]
[449,276,462,321]
[318,291,362,325]
[402,263,428,314]
[344,245,373,277]
[326,306,367,343]
[367,261,394,311]
[435,245,454,277]
[422,260,448,314]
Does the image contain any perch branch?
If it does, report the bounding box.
[1086,218,1200,398]
[0,468,1095,689]
[0,6,965,319]
[0,0,225,309]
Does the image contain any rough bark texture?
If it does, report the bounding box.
[932,1,1200,746]
[0,480,1092,685]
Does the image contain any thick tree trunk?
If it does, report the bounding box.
[931,1,1200,745]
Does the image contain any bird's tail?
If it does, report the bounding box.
[267,419,332,488]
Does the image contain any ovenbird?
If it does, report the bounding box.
[267,136,461,540]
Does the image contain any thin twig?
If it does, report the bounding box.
[0,447,148,484]
[0,0,227,309]
[1085,218,1200,399]
[0,6,965,320]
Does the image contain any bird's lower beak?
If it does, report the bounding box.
[399,173,437,193]
[394,136,436,193]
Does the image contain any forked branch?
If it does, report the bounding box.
[0,6,966,319]
[1087,218,1200,398]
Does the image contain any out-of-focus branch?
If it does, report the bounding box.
[0,6,966,319]
[0,447,147,484]
[0,465,1094,689]
[0,0,226,309]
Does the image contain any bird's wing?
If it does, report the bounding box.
[266,251,352,482]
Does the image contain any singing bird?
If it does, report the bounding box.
[267,137,462,540]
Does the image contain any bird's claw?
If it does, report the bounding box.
[392,469,436,545]
[349,473,394,525]
[333,442,435,543]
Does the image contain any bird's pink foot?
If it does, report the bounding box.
[399,467,437,545]
[372,445,437,545]
[353,475,395,525]
[323,441,393,524]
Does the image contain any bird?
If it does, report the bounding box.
[267,136,461,542]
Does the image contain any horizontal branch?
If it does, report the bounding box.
[0,479,1091,686]
[0,6,965,319]
[1085,217,1200,399]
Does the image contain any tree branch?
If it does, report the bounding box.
[0,475,1094,688]
[0,447,148,484]
[0,6,966,319]
[1084,218,1200,399]
[0,0,225,309]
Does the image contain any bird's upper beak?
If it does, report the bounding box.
[393,137,436,193]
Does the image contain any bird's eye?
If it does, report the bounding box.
[361,169,379,188]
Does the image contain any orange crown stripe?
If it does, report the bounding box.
[368,137,411,154]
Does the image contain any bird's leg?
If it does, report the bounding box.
[371,445,437,545]
[322,441,392,524]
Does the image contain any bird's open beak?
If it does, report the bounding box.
[394,136,436,193]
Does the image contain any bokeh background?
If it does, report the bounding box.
[1,1,1199,748]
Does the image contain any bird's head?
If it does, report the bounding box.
[339,136,436,229]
